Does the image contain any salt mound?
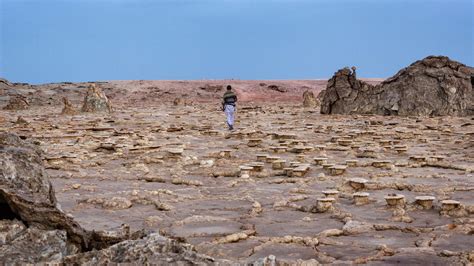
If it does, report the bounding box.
[61,97,78,115]
[81,84,113,113]
[302,90,319,107]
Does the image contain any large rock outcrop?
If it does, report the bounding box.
[321,56,474,116]
[0,133,92,251]
[0,134,141,259]
[81,84,113,113]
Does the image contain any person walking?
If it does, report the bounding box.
[222,85,237,130]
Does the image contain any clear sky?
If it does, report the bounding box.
[0,0,472,84]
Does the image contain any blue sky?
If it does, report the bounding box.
[0,0,472,84]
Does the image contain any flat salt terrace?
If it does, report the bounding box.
[2,102,473,264]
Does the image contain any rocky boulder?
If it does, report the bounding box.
[0,133,91,250]
[0,134,143,253]
[62,233,219,265]
[81,84,113,113]
[0,224,72,264]
[321,56,474,116]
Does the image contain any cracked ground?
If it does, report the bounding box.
[2,102,473,264]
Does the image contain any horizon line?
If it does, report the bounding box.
[3,77,386,86]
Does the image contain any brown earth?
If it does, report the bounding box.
[0,79,383,110]
[0,78,473,264]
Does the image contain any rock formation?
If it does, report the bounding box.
[61,97,78,115]
[321,56,474,116]
[0,134,136,255]
[316,89,326,104]
[62,233,218,265]
[3,94,30,110]
[302,90,319,107]
[81,84,113,113]
[0,133,93,251]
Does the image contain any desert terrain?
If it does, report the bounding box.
[1,74,473,264]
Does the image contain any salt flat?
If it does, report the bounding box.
[2,92,473,264]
